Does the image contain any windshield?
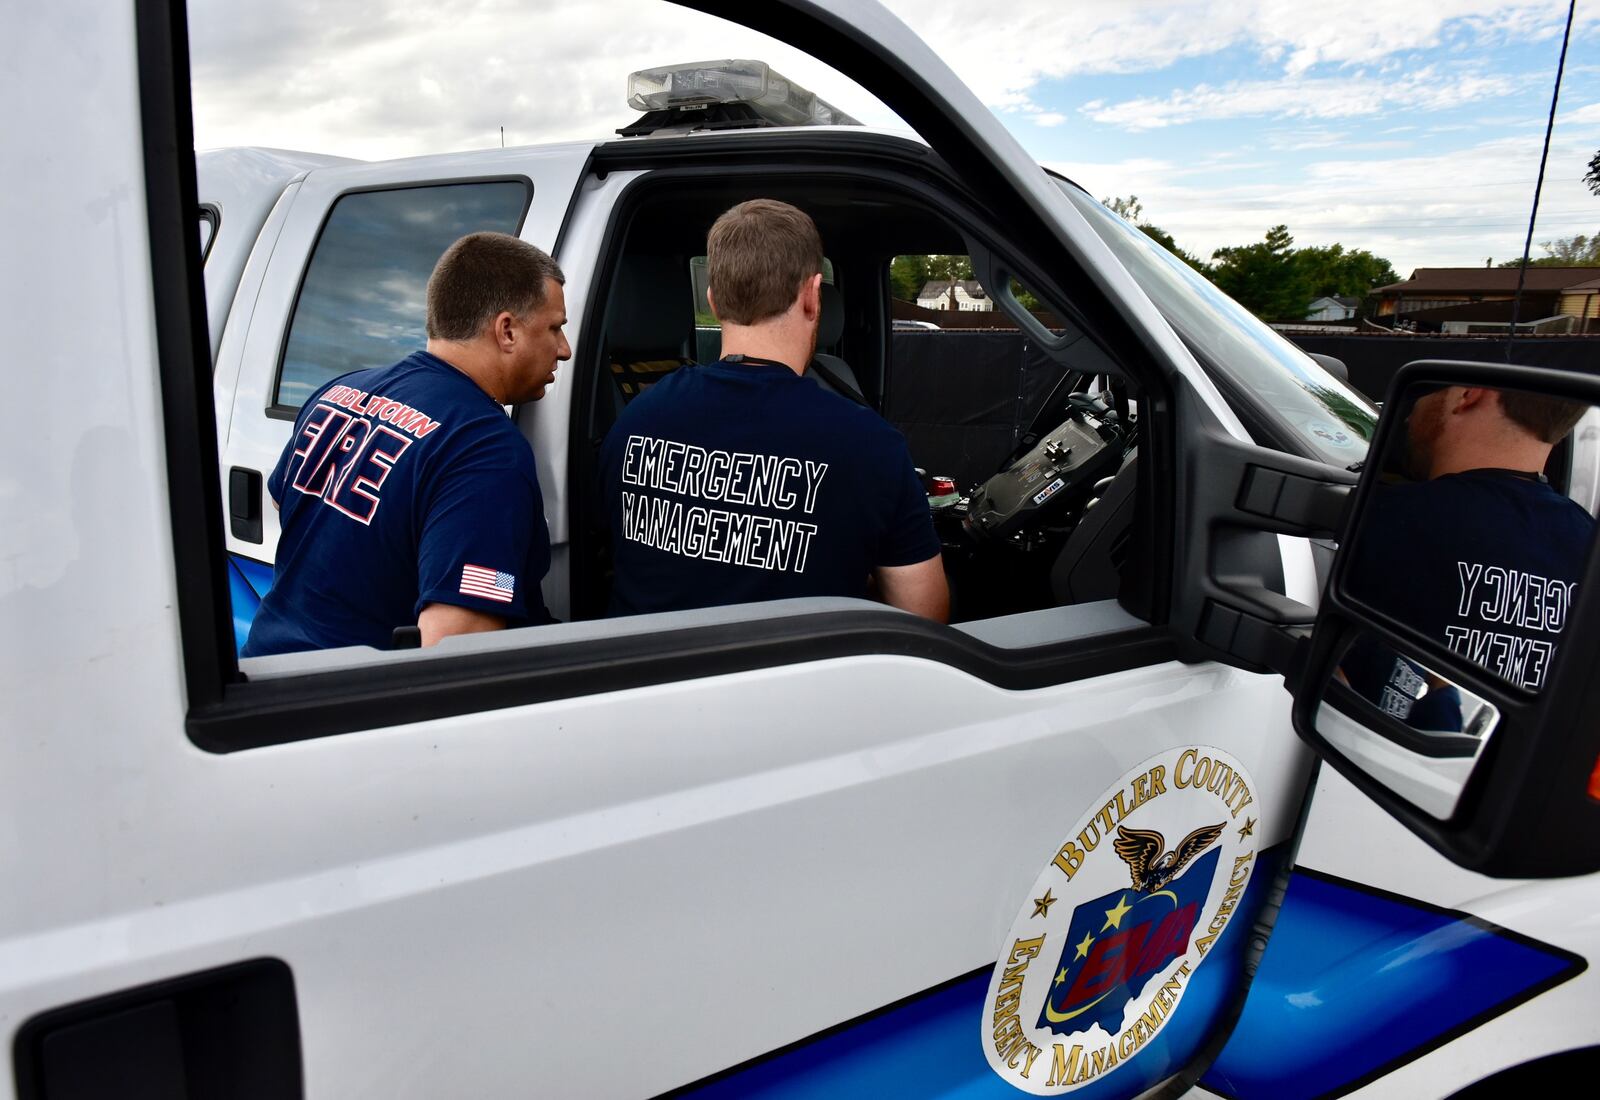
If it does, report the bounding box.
[1057,181,1375,466]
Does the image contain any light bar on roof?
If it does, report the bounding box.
[626,59,860,128]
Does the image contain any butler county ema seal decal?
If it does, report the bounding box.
[981,747,1258,1093]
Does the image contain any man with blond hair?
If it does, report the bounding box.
[600,199,947,621]
[245,231,570,655]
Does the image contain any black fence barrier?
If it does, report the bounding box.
[1285,334,1600,402]
[884,330,1113,488]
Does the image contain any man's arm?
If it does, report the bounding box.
[418,602,507,646]
[875,555,949,623]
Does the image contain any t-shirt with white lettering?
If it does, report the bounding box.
[243,351,551,656]
[600,358,940,616]
[1343,468,1593,693]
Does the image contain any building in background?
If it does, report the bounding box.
[917,279,992,312]
[1371,267,1600,333]
[1306,296,1359,323]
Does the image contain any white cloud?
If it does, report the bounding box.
[1082,68,1520,131]
[1047,129,1598,272]
[189,0,902,159]
[876,0,1595,112]
[184,0,1598,273]
[188,0,1600,157]
[1560,100,1600,125]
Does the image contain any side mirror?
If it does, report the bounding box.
[1307,352,1350,384]
[1296,360,1600,877]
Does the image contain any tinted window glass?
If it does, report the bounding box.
[276,181,531,408]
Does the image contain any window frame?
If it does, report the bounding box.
[141,0,1182,753]
[567,152,1174,646]
[265,176,535,419]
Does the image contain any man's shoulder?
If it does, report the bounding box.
[809,390,909,450]
[608,363,909,457]
[326,351,431,392]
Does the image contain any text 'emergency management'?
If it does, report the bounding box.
[618,434,829,573]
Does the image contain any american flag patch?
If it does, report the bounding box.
[459,564,515,604]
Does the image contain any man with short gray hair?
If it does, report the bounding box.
[600,199,948,621]
[245,231,569,655]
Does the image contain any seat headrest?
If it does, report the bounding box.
[608,255,691,361]
[819,282,844,348]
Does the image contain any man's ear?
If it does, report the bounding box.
[706,286,720,323]
[799,272,823,319]
[1455,387,1492,414]
[491,311,518,352]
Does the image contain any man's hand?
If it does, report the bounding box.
[418,602,507,646]
[875,556,950,623]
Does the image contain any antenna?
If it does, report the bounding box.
[1507,0,1576,357]
[500,126,505,149]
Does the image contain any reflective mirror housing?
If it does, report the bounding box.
[1317,631,1499,820]
[1296,360,1600,877]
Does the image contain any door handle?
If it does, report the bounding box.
[229,466,263,543]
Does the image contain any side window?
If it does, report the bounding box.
[274,180,532,410]
[884,254,1070,489]
[891,254,985,313]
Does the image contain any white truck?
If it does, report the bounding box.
[6,2,1599,1098]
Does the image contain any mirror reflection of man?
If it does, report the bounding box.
[1343,386,1594,713]
[599,199,948,621]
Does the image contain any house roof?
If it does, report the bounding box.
[917,279,987,299]
[1374,267,1600,295]
[1565,277,1600,292]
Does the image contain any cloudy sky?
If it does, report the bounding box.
[188,0,1600,274]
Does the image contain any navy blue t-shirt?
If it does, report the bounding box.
[1343,469,1593,695]
[599,359,940,616]
[243,351,551,656]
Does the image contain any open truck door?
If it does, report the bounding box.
[10,2,1598,1098]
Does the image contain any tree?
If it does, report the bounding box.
[1587,149,1599,197]
[1496,232,1600,267]
[1102,195,1210,273]
[1294,244,1399,302]
[923,253,974,310]
[889,254,928,301]
[1210,224,1312,321]
[1102,194,1145,223]
[1138,223,1212,274]
[1543,233,1600,264]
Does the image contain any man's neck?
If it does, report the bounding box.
[1429,442,1552,480]
[718,328,807,376]
[426,339,503,402]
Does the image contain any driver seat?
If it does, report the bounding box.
[1051,453,1139,604]
[804,283,868,406]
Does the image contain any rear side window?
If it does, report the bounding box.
[275,180,532,410]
